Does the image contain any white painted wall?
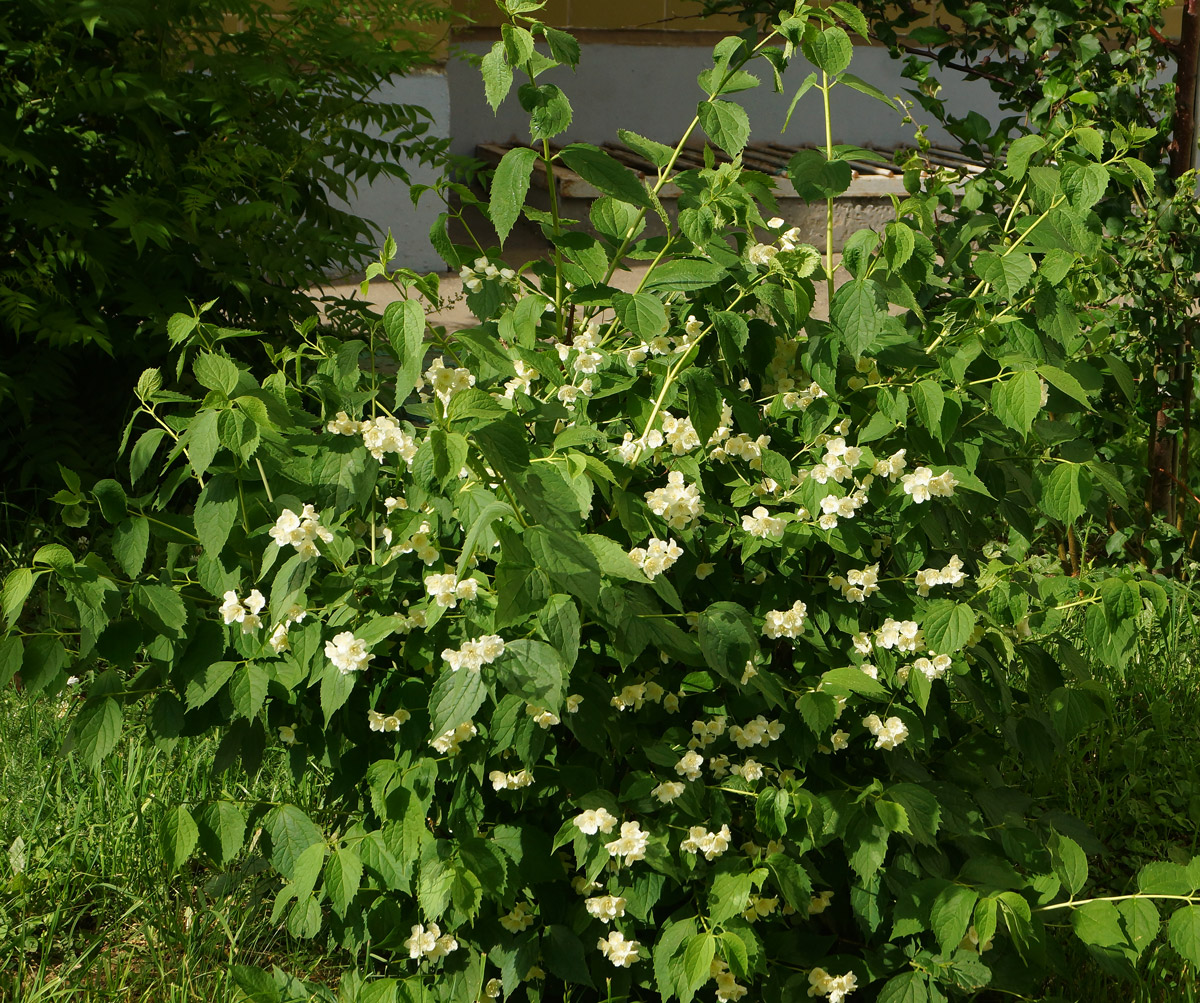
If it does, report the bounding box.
[336,68,452,274]
[447,40,1006,157]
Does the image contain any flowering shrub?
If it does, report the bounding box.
[6,2,1200,1001]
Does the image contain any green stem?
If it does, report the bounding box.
[822,70,835,309]
[1038,892,1200,913]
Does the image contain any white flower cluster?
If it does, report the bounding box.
[503,359,539,399]
[458,256,516,292]
[442,634,505,672]
[423,357,475,407]
[863,713,909,750]
[398,521,439,565]
[729,715,785,750]
[875,617,923,652]
[626,319,701,364]
[573,808,617,835]
[556,379,594,406]
[689,716,727,749]
[585,894,627,922]
[817,487,869,530]
[914,554,967,596]
[812,437,863,484]
[597,930,640,968]
[742,894,778,923]
[430,720,477,755]
[660,413,701,454]
[871,448,907,479]
[368,705,411,732]
[910,653,953,681]
[425,573,479,608]
[829,563,880,602]
[628,537,682,580]
[489,768,534,791]
[395,608,427,633]
[602,820,649,866]
[268,504,333,560]
[764,600,807,639]
[268,604,308,653]
[808,968,858,1003]
[730,758,765,780]
[526,703,560,729]
[901,465,958,503]
[747,242,778,266]
[404,922,458,962]
[219,589,265,633]
[711,957,748,1002]
[610,679,674,712]
[742,505,785,540]
[645,471,704,531]
[680,823,732,860]
[809,890,835,914]
[325,632,373,675]
[713,432,771,467]
[499,902,535,933]
[328,411,420,465]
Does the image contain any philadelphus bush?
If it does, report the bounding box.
[8,2,1200,1002]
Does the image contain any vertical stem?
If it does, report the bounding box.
[822,71,835,310]
[1180,326,1193,548]
[541,136,565,340]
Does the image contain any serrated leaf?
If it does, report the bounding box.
[612,291,668,339]
[830,279,884,358]
[325,847,363,917]
[912,380,944,436]
[708,869,755,925]
[1138,860,1194,895]
[931,884,979,954]
[1050,831,1088,897]
[1039,463,1093,523]
[1038,364,1092,407]
[819,666,888,699]
[383,299,426,408]
[1071,899,1125,947]
[3,567,37,629]
[490,146,538,248]
[805,26,853,74]
[992,371,1042,435]
[429,666,488,737]
[75,697,122,767]
[681,933,717,998]
[617,128,674,169]
[161,805,199,871]
[923,600,976,654]
[481,41,513,111]
[264,804,324,880]
[112,517,150,578]
[230,663,268,720]
[976,250,1034,300]
[697,100,750,157]
[877,972,929,1003]
[1007,135,1045,180]
[560,143,650,208]
[194,352,239,395]
[186,660,237,710]
[197,801,246,866]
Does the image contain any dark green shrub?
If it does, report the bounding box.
[0,0,451,489]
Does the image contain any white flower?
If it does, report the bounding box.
[566,694,584,713]
[645,471,704,530]
[808,968,857,1003]
[219,589,266,633]
[597,930,640,967]
[424,357,475,406]
[628,537,683,580]
[526,703,560,729]
[874,618,923,652]
[585,894,628,922]
[766,216,785,229]
[675,750,704,780]
[851,631,872,654]
[730,758,764,781]
[278,723,297,745]
[268,504,333,560]
[763,600,807,639]
[829,563,880,603]
[712,957,748,1002]
[326,410,360,435]
[573,808,618,835]
[872,448,907,479]
[863,713,909,750]
[442,634,505,672]
[574,350,604,374]
[405,922,458,961]
[603,820,649,865]
[660,413,701,454]
[679,823,732,860]
[652,780,686,803]
[325,632,373,674]
[611,682,646,711]
[425,573,478,608]
[430,721,477,755]
[499,901,535,933]
[685,314,704,338]
[489,768,533,791]
[808,890,834,915]
[742,505,785,540]
[747,242,778,266]
[361,416,419,464]
[914,554,968,596]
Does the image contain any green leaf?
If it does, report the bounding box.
[886,784,942,845]
[498,638,566,709]
[325,847,363,917]
[697,100,750,157]
[1049,831,1088,897]
[1122,156,1156,194]
[991,370,1042,435]
[544,27,580,67]
[1007,135,1045,180]
[383,299,426,408]
[1138,861,1194,895]
[931,884,979,954]
[481,41,513,111]
[641,259,726,293]
[195,473,239,558]
[708,869,755,925]
[654,918,696,1000]
[559,143,650,208]
[75,698,122,767]
[766,852,812,911]
[520,82,573,140]
[490,146,539,248]
[187,409,221,478]
[1120,898,1160,958]
[112,517,150,578]
[198,801,247,866]
[130,428,166,484]
[321,665,356,725]
[912,380,944,436]
[230,663,269,720]
[0,636,22,688]
[787,148,852,200]
[617,128,674,169]
[819,666,888,700]
[161,805,199,871]
[1062,161,1109,210]
[194,352,239,395]
[698,602,756,683]
[975,251,1034,299]
[1071,899,1125,947]
[1039,463,1093,523]
[264,804,324,880]
[805,26,853,74]
[3,568,37,629]
[186,660,238,711]
[830,279,884,358]
[680,933,717,999]
[828,1,869,38]
[681,368,721,447]
[33,544,73,571]
[92,479,128,523]
[877,972,929,1003]
[457,501,515,578]
[429,666,488,737]
[841,71,893,107]
[230,966,281,1003]
[544,925,595,987]
[612,291,668,339]
[923,600,976,654]
[1038,364,1092,408]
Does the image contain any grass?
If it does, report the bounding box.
[0,692,340,1002]
[3,599,1200,1001]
